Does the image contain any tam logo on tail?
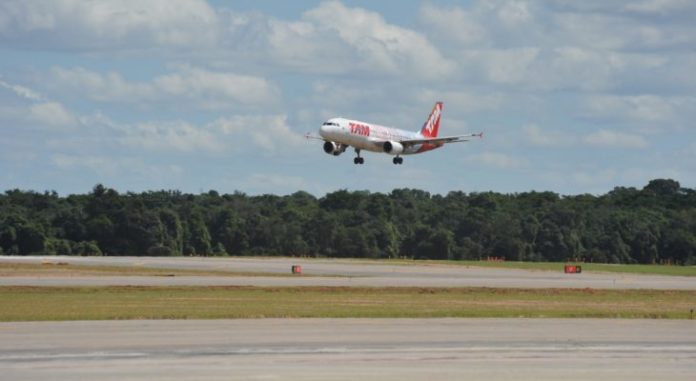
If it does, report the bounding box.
[420,102,443,138]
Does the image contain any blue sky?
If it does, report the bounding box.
[1,0,694,196]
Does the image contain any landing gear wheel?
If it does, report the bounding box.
[393,157,403,165]
[354,149,364,165]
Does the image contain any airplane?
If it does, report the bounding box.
[308,102,482,165]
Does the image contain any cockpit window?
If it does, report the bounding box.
[322,122,340,126]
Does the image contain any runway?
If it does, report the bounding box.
[1,256,695,290]
[1,319,694,381]
[2,258,695,380]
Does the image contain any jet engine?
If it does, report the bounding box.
[383,141,404,155]
[323,141,346,156]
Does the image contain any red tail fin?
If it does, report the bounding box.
[419,102,443,138]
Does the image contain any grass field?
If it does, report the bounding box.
[409,260,696,277]
[2,286,694,321]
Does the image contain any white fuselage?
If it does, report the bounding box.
[319,118,424,155]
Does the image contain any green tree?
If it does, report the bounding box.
[73,241,103,256]
[185,213,211,256]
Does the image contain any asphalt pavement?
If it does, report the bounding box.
[1,319,694,381]
[1,256,695,289]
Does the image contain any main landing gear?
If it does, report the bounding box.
[392,156,403,165]
[353,149,364,165]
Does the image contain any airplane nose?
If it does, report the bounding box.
[320,123,337,138]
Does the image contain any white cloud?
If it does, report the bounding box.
[153,66,279,106]
[541,47,619,91]
[497,1,533,27]
[584,130,648,148]
[52,154,183,178]
[420,1,541,48]
[0,79,77,129]
[49,67,152,102]
[624,0,696,14]
[463,151,525,169]
[92,113,305,155]
[522,124,648,148]
[523,124,574,146]
[0,100,77,130]
[582,95,691,127]
[2,1,452,80]
[307,1,452,78]
[419,3,488,46]
[0,0,218,50]
[479,47,540,85]
[417,90,503,114]
[571,169,618,187]
[419,0,696,94]
[550,2,696,51]
[0,79,44,101]
[214,115,305,152]
[28,102,77,127]
[49,66,279,108]
[52,154,119,174]
[2,80,303,156]
[121,121,223,153]
[258,1,453,79]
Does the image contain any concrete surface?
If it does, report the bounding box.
[1,256,695,290]
[1,319,694,381]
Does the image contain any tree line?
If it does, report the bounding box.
[1,179,695,265]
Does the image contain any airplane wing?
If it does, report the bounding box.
[399,132,483,146]
[304,132,324,141]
